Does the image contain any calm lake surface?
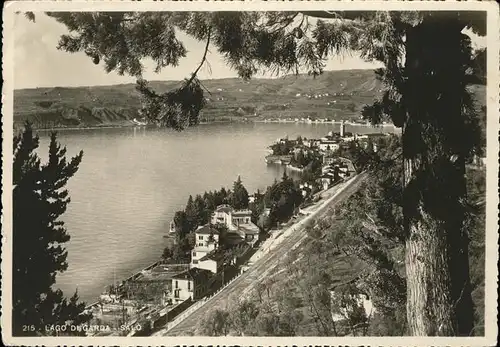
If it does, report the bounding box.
[36,122,396,303]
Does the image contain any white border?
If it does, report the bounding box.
[2,1,499,346]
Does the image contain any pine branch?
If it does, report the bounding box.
[269,13,299,34]
[302,11,341,20]
[186,26,212,87]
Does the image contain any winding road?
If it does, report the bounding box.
[154,173,368,336]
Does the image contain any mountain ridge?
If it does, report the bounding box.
[13,69,485,130]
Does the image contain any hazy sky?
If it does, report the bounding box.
[13,13,485,90]
[13,14,385,90]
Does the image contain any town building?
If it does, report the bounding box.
[170,268,214,304]
[235,222,260,246]
[323,156,356,173]
[232,209,253,225]
[319,172,336,190]
[276,136,291,145]
[323,155,338,166]
[366,133,388,140]
[211,204,234,226]
[211,204,260,246]
[318,162,350,190]
[299,182,313,198]
[191,225,219,265]
[323,163,349,177]
[472,155,487,167]
[303,138,320,148]
[195,249,226,273]
[365,133,390,152]
[340,131,356,142]
[338,165,349,178]
[319,140,340,152]
[169,220,176,234]
[353,133,389,153]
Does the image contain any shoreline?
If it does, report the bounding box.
[285,164,305,172]
[81,158,334,313]
[26,120,397,133]
[60,120,394,311]
[84,259,165,310]
[84,174,356,330]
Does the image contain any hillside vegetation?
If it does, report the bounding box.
[14,69,381,129]
[14,69,485,130]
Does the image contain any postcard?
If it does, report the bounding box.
[2,0,498,346]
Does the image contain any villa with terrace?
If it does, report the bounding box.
[211,204,260,246]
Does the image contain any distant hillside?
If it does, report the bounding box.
[13,69,485,130]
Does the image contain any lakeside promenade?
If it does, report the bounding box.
[154,172,368,336]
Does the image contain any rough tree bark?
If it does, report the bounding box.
[403,17,475,336]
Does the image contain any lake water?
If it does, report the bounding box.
[36,122,396,304]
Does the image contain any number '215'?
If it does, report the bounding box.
[23,325,35,332]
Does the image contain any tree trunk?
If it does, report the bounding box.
[404,164,455,335]
[403,18,475,336]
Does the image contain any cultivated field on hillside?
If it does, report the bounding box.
[14,69,486,130]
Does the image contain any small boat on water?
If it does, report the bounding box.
[132,118,148,126]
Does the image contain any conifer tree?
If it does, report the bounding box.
[12,122,89,336]
[172,210,190,241]
[231,175,249,210]
[184,195,196,230]
[193,194,208,225]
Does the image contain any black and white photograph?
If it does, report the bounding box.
[2,1,498,345]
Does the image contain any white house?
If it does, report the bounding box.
[319,172,335,190]
[299,182,313,197]
[195,250,225,273]
[248,195,256,204]
[170,268,213,304]
[235,222,260,246]
[319,140,340,152]
[342,135,356,142]
[323,156,355,173]
[211,205,234,226]
[303,138,320,148]
[319,162,350,190]
[191,225,219,265]
[169,220,176,234]
[232,209,253,225]
[211,205,260,246]
[323,162,349,177]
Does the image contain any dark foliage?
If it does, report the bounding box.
[163,185,234,261]
[12,122,90,336]
[231,176,250,210]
